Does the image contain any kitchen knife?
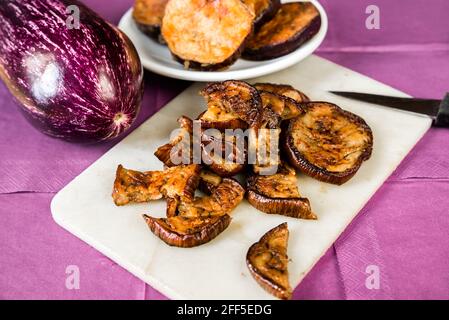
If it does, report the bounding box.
[330,91,449,127]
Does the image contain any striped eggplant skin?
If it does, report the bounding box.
[0,0,144,142]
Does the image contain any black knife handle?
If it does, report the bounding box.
[435,93,449,127]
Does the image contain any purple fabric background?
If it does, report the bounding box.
[0,0,448,299]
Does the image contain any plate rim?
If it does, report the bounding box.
[118,0,328,82]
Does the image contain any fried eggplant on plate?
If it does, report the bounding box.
[243,0,281,30]
[247,223,292,300]
[112,164,200,206]
[132,0,168,44]
[162,0,255,70]
[283,102,373,185]
[244,2,321,60]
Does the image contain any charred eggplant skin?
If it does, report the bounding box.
[243,2,321,61]
[244,0,281,31]
[246,170,316,220]
[247,190,316,220]
[282,102,373,185]
[135,24,165,44]
[143,214,231,248]
[171,46,248,71]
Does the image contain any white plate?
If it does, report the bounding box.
[117,0,328,82]
[51,56,431,299]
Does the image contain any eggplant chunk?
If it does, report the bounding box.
[283,102,373,185]
[112,164,200,206]
[247,223,292,300]
[167,177,244,218]
[198,170,223,195]
[247,163,316,219]
[144,178,244,247]
[200,81,264,128]
[143,214,231,248]
[254,83,310,103]
[178,178,245,217]
[260,91,305,121]
[243,2,321,60]
[154,116,193,167]
[201,129,247,177]
[162,0,255,70]
[243,0,281,30]
[197,106,248,130]
[133,0,168,44]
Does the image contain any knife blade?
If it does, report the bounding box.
[329,91,449,127]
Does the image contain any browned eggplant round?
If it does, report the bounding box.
[246,222,292,300]
[162,0,254,70]
[283,102,373,185]
[243,0,281,30]
[133,0,168,44]
[143,214,231,248]
[243,2,321,60]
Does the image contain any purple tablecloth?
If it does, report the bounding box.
[1,0,448,300]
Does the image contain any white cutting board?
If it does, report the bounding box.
[51,55,431,299]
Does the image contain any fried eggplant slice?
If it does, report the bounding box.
[260,91,305,122]
[132,0,168,44]
[247,223,292,300]
[198,169,223,195]
[200,81,263,128]
[201,129,247,177]
[112,164,200,206]
[178,178,245,217]
[283,102,373,185]
[162,0,254,70]
[197,107,248,130]
[255,83,310,103]
[143,178,244,247]
[143,214,231,248]
[243,0,281,30]
[247,163,316,219]
[243,2,321,60]
[154,116,193,167]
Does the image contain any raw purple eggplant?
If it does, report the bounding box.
[0,0,144,142]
